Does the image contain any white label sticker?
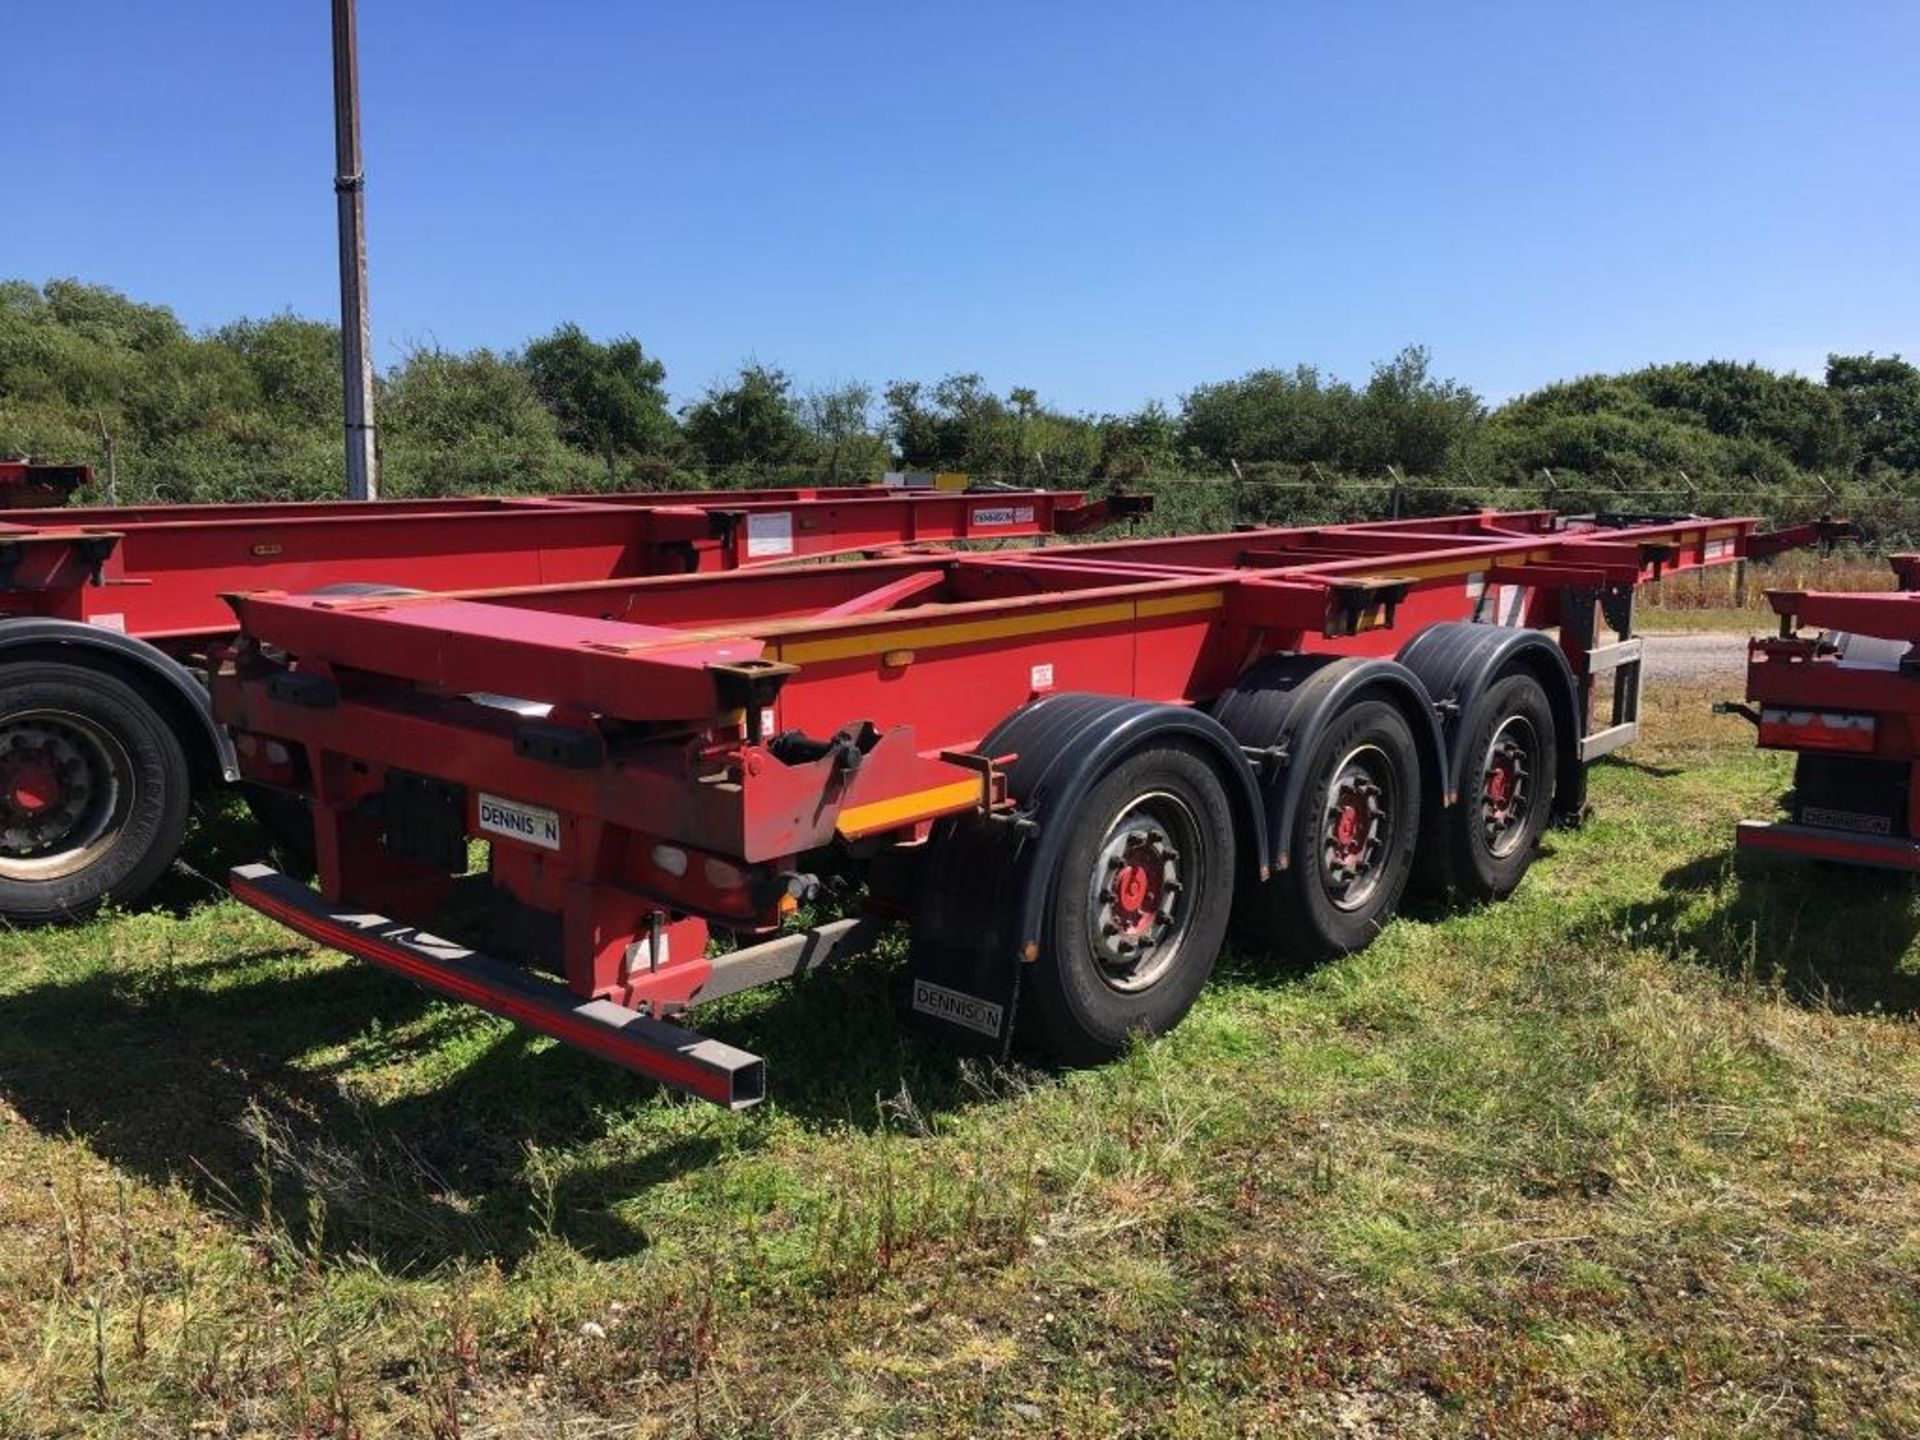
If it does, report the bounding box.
[89,612,127,633]
[639,930,672,968]
[477,792,561,851]
[911,979,1005,1038]
[972,505,1036,528]
[1705,537,1734,561]
[1496,583,1526,626]
[745,511,794,557]
[1030,662,1055,690]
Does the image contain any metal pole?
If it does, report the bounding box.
[332,0,378,499]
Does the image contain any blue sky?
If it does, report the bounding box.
[9,1,1916,411]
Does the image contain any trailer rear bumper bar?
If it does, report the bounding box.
[229,863,767,1109]
[1733,821,1920,872]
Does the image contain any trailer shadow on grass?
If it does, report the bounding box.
[0,798,1249,1269]
[1603,849,1920,1014]
[0,915,1000,1272]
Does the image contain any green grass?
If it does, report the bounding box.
[1,692,1916,1436]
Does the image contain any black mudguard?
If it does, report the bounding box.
[1211,655,1446,873]
[0,617,237,782]
[907,693,1266,1049]
[1395,622,1583,824]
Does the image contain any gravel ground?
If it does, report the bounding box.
[1639,631,1750,683]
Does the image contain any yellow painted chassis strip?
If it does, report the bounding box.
[836,778,985,837]
[779,588,1224,665]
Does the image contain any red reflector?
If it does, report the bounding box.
[1756,708,1877,754]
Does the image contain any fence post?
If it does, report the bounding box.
[1387,466,1404,519]
[92,408,117,505]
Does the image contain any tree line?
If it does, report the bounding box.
[2,278,1916,518]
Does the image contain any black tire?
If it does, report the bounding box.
[1236,698,1421,962]
[0,661,192,921]
[1024,745,1237,1065]
[1438,672,1558,900]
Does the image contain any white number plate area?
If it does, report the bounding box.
[477,792,561,850]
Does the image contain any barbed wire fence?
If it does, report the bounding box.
[92,438,1918,555]
[600,455,1920,549]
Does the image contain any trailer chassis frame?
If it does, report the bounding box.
[215,507,1838,1103]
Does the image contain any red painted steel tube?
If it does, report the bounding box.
[222,513,1772,740]
[0,484,1110,641]
[1734,820,1920,872]
[231,863,766,1107]
[1765,587,1920,645]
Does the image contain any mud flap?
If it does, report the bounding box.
[905,809,1031,1053]
[903,938,1025,1054]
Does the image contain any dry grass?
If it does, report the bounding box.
[0,688,1915,1436]
[1639,549,1897,632]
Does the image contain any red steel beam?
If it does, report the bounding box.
[1766,588,1920,645]
[1735,821,1920,872]
[223,512,1779,783]
[0,485,1106,640]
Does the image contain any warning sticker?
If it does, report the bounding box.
[1466,573,1525,625]
[745,511,794,557]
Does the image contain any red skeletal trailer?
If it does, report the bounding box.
[215,507,1840,1107]
[1721,551,1920,871]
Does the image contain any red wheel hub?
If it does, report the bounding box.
[0,719,106,860]
[1486,764,1511,806]
[1,756,59,814]
[1333,802,1362,851]
[1478,721,1535,859]
[1109,845,1166,935]
[1321,752,1391,909]
[1089,806,1191,994]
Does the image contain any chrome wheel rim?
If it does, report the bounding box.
[1320,744,1394,911]
[0,710,132,881]
[1479,715,1535,859]
[1083,790,1200,993]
